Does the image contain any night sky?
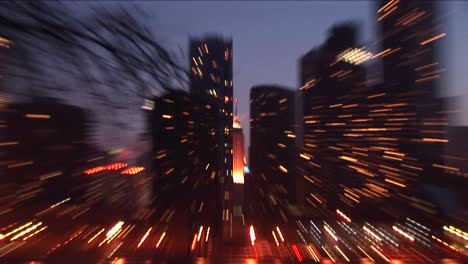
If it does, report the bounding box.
[145,1,374,148]
[77,1,467,150]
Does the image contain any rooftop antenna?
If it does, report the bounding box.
[235,97,238,117]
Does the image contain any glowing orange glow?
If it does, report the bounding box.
[385,178,406,188]
[233,122,245,184]
[88,228,105,243]
[191,234,198,251]
[25,114,50,119]
[84,166,106,175]
[278,165,288,173]
[420,33,446,45]
[121,167,145,175]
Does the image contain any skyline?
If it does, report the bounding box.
[144,1,374,149]
[145,1,467,150]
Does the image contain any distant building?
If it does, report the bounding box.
[298,23,370,217]
[297,10,456,222]
[223,100,247,243]
[250,85,300,208]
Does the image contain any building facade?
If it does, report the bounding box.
[250,85,300,210]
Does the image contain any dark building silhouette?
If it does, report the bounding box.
[297,6,459,223]
[190,36,235,242]
[298,23,370,218]
[190,36,233,185]
[1,96,92,206]
[250,85,300,210]
[146,90,221,239]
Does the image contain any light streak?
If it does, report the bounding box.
[357,245,374,261]
[392,226,414,241]
[191,234,198,251]
[443,225,468,240]
[106,221,124,238]
[22,226,47,241]
[324,225,338,241]
[1,222,33,239]
[336,209,352,223]
[306,245,320,262]
[205,227,210,242]
[272,231,279,246]
[107,242,123,258]
[335,245,350,262]
[88,228,105,243]
[420,33,446,45]
[25,114,50,119]
[278,165,288,173]
[291,244,303,262]
[249,225,256,245]
[363,226,382,241]
[137,227,152,248]
[385,178,406,188]
[276,226,285,242]
[50,197,71,208]
[197,226,203,242]
[10,222,42,241]
[370,245,390,262]
[155,232,166,248]
[322,246,336,262]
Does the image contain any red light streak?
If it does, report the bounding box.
[292,244,303,262]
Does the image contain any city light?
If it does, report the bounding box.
[249,225,256,246]
[276,226,285,242]
[291,244,303,262]
[272,230,279,246]
[336,48,373,65]
[336,209,352,223]
[137,227,152,248]
[121,167,145,175]
[155,232,166,248]
[205,227,210,242]
[392,226,415,241]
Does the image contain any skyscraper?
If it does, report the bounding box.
[190,35,233,185]
[250,85,300,206]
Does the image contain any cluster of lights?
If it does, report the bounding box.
[84,163,128,174]
[392,225,414,242]
[336,48,373,65]
[324,224,338,241]
[443,225,468,240]
[432,235,462,253]
[121,166,145,175]
[336,209,352,223]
